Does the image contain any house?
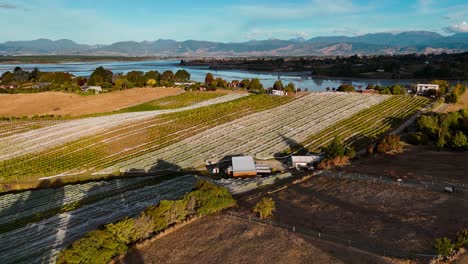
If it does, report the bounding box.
[416,84,439,95]
[358,89,376,94]
[288,155,322,170]
[229,80,240,88]
[269,89,286,96]
[231,156,257,177]
[83,86,103,94]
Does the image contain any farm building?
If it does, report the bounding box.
[83,86,103,94]
[231,156,257,177]
[288,155,322,170]
[255,164,272,175]
[416,84,439,95]
[269,89,286,96]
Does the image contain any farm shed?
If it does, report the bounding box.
[232,156,257,177]
[416,84,439,95]
[256,164,271,174]
[288,155,322,170]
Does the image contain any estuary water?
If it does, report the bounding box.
[0,60,412,91]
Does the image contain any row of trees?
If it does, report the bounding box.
[88,67,191,90]
[58,180,235,264]
[0,67,73,85]
[316,137,356,169]
[410,109,468,150]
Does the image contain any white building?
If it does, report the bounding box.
[416,84,439,95]
[288,155,322,170]
[270,89,286,96]
[83,86,103,94]
[231,156,257,177]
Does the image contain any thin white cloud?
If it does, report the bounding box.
[236,0,364,19]
[444,21,468,33]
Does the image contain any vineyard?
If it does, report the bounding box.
[297,95,429,153]
[0,175,198,264]
[0,94,291,182]
[115,91,226,113]
[0,93,248,162]
[99,93,391,173]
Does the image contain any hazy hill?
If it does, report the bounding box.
[0,31,467,56]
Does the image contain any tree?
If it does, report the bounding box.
[249,78,264,94]
[451,131,468,150]
[144,70,160,82]
[321,136,346,159]
[253,197,275,219]
[273,80,284,90]
[434,237,454,256]
[337,84,355,92]
[160,70,175,86]
[89,67,113,85]
[126,71,145,87]
[146,79,157,87]
[240,79,251,89]
[284,82,295,93]
[376,135,404,154]
[175,69,190,82]
[114,77,133,90]
[431,80,449,94]
[205,73,214,86]
[455,229,468,249]
[391,85,405,95]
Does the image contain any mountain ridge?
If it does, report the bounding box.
[1,31,467,56]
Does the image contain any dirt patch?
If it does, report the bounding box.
[121,214,391,264]
[0,88,183,117]
[344,145,468,184]
[238,176,468,255]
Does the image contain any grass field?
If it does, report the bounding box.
[0,87,183,117]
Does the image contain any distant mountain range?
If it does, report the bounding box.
[1,31,468,57]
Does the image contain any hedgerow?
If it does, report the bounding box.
[57,179,235,264]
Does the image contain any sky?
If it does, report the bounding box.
[0,0,467,44]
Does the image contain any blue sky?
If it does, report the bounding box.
[1,0,467,44]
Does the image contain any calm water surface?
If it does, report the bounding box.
[0,60,415,91]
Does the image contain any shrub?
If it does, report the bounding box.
[434,237,454,256]
[105,218,135,244]
[455,229,468,249]
[377,135,404,154]
[57,230,127,264]
[407,132,429,145]
[451,131,468,151]
[133,214,155,241]
[253,197,276,219]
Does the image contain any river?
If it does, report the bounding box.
[0,60,415,92]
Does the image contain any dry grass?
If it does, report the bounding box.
[0,87,183,117]
[238,176,468,255]
[121,214,393,264]
[445,91,468,113]
[344,145,468,183]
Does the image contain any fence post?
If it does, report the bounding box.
[318,233,321,239]
[248,215,251,222]
[293,226,295,232]
[348,240,350,246]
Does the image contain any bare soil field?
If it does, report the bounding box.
[343,145,468,184]
[122,214,394,264]
[238,175,468,255]
[0,87,183,117]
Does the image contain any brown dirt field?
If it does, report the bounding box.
[445,92,468,113]
[238,176,468,255]
[122,214,394,264]
[0,88,184,117]
[343,145,468,184]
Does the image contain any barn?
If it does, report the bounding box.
[231,156,257,177]
[288,155,322,170]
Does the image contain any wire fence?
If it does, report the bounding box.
[226,211,438,261]
[322,170,467,192]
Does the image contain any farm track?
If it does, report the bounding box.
[100,93,390,173]
[0,175,197,264]
[0,94,248,161]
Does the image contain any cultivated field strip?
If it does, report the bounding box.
[0,94,248,161]
[0,95,291,180]
[100,93,389,173]
[299,96,429,152]
[0,175,197,264]
[0,176,156,227]
[0,119,65,139]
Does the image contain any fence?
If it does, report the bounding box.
[322,170,467,192]
[226,211,438,261]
